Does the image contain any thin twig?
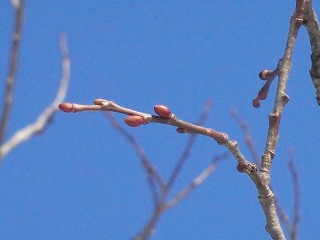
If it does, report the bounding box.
[165,100,213,192]
[230,109,260,167]
[0,34,71,159]
[0,0,25,146]
[105,112,165,202]
[288,151,300,240]
[60,100,256,173]
[165,153,228,210]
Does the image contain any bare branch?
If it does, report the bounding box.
[0,34,71,159]
[0,0,25,146]
[165,153,228,210]
[260,2,305,175]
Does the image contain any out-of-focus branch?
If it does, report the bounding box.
[165,153,228,210]
[0,0,25,146]
[230,109,260,166]
[0,34,71,159]
[165,100,212,192]
[288,152,300,240]
[105,112,165,197]
[102,101,227,240]
[302,0,320,105]
[275,151,300,240]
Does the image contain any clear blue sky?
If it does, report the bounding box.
[0,1,320,239]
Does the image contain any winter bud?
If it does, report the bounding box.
[59,103,74,113]
[154,105,172,119]
[124,115,144,127]
[252,99,260,108]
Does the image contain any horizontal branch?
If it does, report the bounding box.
[60,99,256,173]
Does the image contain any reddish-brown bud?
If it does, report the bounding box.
[259,70,272,80]
[258,90,267,100]
[176,127,187,133]
[124,115,144,127]
[59,103,74,113]
[94,98,108,105]
[237,163,245,172]
[154,105,172,119]
[252,99,260,108]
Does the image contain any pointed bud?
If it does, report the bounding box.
[59,103,74,113]
[259,70,272,80]
[154,105,172,119]
[124,115,144,127]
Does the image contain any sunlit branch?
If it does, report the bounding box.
[0,34,71,159]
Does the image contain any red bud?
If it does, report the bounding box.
[59,103,74,113]
[252,99,260,108]
[124,115,144,127]
[154,105,172,119]
[258,90,267,100]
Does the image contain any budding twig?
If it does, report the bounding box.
[60,99,255,173]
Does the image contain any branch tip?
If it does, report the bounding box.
[59,103,74,113]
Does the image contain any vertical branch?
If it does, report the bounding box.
[288,156,300,240]
[302,0,320,104]
[0,34,71,159]
[260,1,306,175]
[0,0,25,146]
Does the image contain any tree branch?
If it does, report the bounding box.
[302,0,320,105]
[0,0,25,146]
[0,34,71,159]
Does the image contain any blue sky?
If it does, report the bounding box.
[0,1,320,239]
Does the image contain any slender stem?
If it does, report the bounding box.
[0,0,25,146]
